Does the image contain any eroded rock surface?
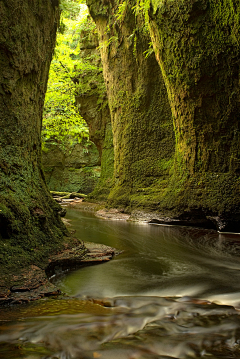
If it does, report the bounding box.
[42,141,101,194]
[86,0,240,231]
[0,241,119,306]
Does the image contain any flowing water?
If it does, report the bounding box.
[1,208,240,358]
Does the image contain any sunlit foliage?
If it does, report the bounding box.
[42,0,90,152]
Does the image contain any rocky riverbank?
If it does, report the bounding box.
[2,195,239,307]
[0,238,119,306]
[68,200,220,230]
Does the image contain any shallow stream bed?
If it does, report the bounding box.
[1,208,240,358]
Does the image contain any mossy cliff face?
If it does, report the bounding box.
[86,0,175,208]
[75,18,114,200]
[42,140,101,194]
[87,0,240,230]
[148,0,240,229]
[0,0,67,274]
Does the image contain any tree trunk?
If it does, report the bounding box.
[0,0,67,274]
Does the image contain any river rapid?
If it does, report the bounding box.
[1,208,240,359]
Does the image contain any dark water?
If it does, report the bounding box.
[1,208,240,359]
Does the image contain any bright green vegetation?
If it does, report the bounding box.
[43,0,94,152]
[42,1,88,152]
[42,0,108,196]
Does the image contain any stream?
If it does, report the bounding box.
[1,208,240,358]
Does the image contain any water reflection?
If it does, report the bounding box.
[54,209,240,303]
[1,208,240,358]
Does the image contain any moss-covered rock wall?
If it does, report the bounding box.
[75,17,114,200]
[0,0,67,274]
[87,0,240,231]
[42,140,101,193]
[86,0,175,208]
[148,0,240,230]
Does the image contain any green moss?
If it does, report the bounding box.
[0,0,69,279]
[87,0,240,229]
[144,0,240,221]
[42,140,101,194]
[87,0,174,207]
[0,187,67,275]
[74,17,114,201]
[88,123,114,200]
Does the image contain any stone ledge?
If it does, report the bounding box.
[0,242,121,306]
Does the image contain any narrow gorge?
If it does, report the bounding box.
[0,0,240,290]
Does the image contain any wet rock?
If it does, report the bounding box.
[0,265,61,306]
[59,208,67,217]
[0,242,120,307]
[63,200,240,233]
[0,286,10,298]
[207,215,240,233]
[51,192,87,203]
[129,210,222,231]
[148,216,215,230]
[96,208,130,221]
[46,241,120,277]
